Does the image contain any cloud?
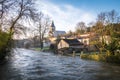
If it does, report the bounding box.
[36,0,96,32]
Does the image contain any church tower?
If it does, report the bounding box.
[49,21,56,37]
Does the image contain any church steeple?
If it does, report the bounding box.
[49,21,56,37]
[50,21,55,31]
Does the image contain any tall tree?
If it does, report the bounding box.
[0,0,14,30]
[93,10,120,55]
[0,0,36,60]
[34,12,50,49]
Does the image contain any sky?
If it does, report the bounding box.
[37,0,120,32]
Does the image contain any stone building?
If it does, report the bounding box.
[49,21,66,43]
[49,21,66,38]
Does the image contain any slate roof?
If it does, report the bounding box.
[54,31,66,37]
[62,39,83,46]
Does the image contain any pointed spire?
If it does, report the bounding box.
[51,21,55,28]
[49,21,56,37]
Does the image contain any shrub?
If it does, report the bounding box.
[0,31,12,60]
[80,53,106,61]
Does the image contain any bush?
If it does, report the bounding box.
[81,53,106,61]
[0,31,12,60]
[81,51,120,64]
[106,51,120,63]
[106,55,120,63]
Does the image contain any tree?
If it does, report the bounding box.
[66,30,73,37]
[33,12,50,49]
[75,21,86,34]
[93,10,120,55]
[0,0,14,30]
[0,0,36,38]
[105,10,120,55]
[106,9,118,24]
[0,0,36,60]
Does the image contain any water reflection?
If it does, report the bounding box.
[0,48,120,80]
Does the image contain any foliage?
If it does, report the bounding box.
[0,31,12,60]
[0,0,36,61]
[105,39,120,55]
[106,54,120,63]
[81,52,120,63]
[80,53,106,61]
[91,10,120,55]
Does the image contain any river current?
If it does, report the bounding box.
[0,48,120,80]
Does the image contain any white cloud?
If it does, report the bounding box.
[36,0,96,32]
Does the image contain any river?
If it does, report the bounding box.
[0,48,120,80]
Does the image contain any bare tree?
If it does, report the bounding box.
[75,21,86,34]
[0,0,36,57]
[0,0,11,19]
[34,12,50,49]
[0,0,36,35]
[106,10,118,23]
[9,0,35,34]
[0,0,14,30]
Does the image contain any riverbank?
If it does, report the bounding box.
[30,47,120,64]
[30,47,51,52]
[80,53,120,64]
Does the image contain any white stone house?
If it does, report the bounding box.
[77,33,91,45]
[58,39,84,49]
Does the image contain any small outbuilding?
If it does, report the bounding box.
[58,39,84,50]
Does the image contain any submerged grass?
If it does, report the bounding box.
[32,47,50,51]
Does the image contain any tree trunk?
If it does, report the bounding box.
[40,41,43,49]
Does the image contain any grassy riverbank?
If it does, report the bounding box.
[80,53,106,61]
[80,52,120,63]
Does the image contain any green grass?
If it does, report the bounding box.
[32,47,50,51]
[80,53,106,61]
[34,48,41,51]
[80,52,120,63]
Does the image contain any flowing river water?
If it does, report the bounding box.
[0,48,120,80]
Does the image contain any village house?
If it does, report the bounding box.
[77,33,113,52]
[77,33,90,45]
[58,39,84,49]
[57,39,87,53]
[77,33,99,51]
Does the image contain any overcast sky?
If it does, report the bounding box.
[36,0,120,31]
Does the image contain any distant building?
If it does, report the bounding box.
[14,39,33,48]
[54,31,66,37]
[49,21,56,37]
[49,21,66,37]
[48,21,66,44]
